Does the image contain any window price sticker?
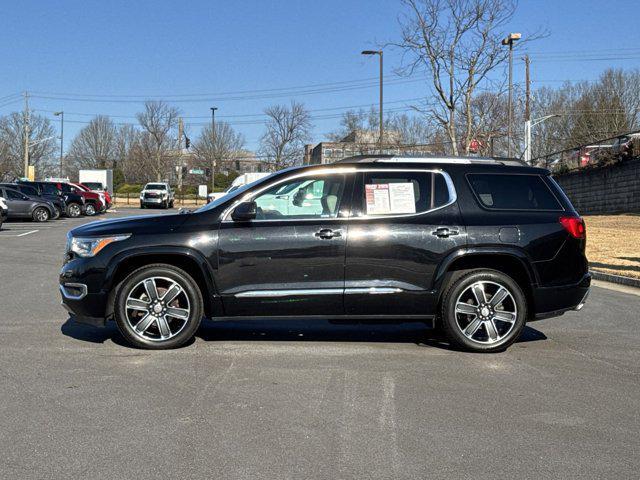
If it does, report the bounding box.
[365,183,416,215]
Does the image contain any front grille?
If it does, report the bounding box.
[144,192,159,199]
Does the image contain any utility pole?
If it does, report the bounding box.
[361,50,383,151]
[502,33,521,158]
[54,111,64,176]
[23,92,30,178]
[210,107,217,193]
[524,55,531,123]
[177,118,184,191]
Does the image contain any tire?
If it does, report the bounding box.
[140,202,145,209]
[85,203,97,216]
[169,200,174,208]
[67,202,82,218]
[114,264,204,349]
[32,206,50,222]
[52,206,61,220]
[440,269,527,353]
[162,200,168,209]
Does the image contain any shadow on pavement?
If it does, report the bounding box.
[62,316,547,350]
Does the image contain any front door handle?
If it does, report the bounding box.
[315,228,342,239]
[432,227,459,238]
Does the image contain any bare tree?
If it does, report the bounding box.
[0,112,57,180]
[66,116,117,177]
[259,101,312,169]
[396,0,535,154]
[193,121,246,175]
[114,124,139,182]
[136,101,180,181]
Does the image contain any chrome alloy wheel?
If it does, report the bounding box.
[34,207,49,222]
[124,276,191,342]
[454,281,517,345]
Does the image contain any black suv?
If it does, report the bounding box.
[60,156,590,352]
[19,181,85,218]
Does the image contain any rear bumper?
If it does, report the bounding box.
[532,273,591,320]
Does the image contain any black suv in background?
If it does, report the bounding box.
[60,156,590,352]
[19,181,85,217]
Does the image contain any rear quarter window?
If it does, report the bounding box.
[467,173,563,211]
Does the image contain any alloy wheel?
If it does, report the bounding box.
[124,276,191,342]
[85,204,96,216]
[68,204,81,217]
[454,281,517,345]
[34,208,49,222]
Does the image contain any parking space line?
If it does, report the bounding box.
[17,230,39,237]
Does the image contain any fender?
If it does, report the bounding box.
[432,246,539,292]
[104,245,218,296]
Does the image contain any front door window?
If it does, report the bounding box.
[252,174,346,220]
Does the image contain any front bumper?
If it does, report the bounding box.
[60,260,109,327]
[532,273,591,320]
[60,283,108,326]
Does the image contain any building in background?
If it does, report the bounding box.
[304,130,437,165]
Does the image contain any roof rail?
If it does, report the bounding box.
[334,155,528,167]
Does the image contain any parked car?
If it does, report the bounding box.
[80,181,113,208]
[0,183,64,219]
[50,181,104,216]
[0,196,7,229]
[70,182,110,211]
[18,181,85,218]
[140,182,174,209]
[60,155,590,352]
[0,186,56,222]
[611,133,640,160]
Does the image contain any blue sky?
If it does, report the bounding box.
[1,0,639,151]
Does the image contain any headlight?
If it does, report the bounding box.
[70,234,131,257]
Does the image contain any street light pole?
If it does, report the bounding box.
[54,111,64,177]
[524,114,560,164]
[361,50,383,150]
[501,33,521,158]
[210,107,217,193]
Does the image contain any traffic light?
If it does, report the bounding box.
[185,136,191,149]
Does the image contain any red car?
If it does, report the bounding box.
[51,182,105,216]
[72,182,112,209]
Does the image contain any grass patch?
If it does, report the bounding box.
[584,214,640,279]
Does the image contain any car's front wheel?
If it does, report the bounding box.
[32,206,50,222]
[66,202,82,218]
[84,203,97,216]
[441,269,527,353]
[114,264,203,349]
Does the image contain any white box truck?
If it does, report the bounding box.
[79,169,113,193]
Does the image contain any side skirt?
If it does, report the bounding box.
[207,314,435,328]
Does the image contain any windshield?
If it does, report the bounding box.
[195,171,279,213]
[145,184,167,190]
[83,182,103,190]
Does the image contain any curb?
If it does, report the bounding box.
[590,270,640,289]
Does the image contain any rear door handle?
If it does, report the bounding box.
[315,228,342,239]
[432,227,459,238]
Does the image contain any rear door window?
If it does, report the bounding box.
[467,174,562,210]
[359,171,451,216]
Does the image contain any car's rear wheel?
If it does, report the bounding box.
[114,264,203,349]
[85,203,96,216]
[32,206,50,222]
[441,269,526,353]
[67,202,82,218]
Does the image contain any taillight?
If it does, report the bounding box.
[559,216,586,239]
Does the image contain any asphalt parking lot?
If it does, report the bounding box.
[1,208,639,479]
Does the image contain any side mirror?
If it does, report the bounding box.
[231,201,257,221]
